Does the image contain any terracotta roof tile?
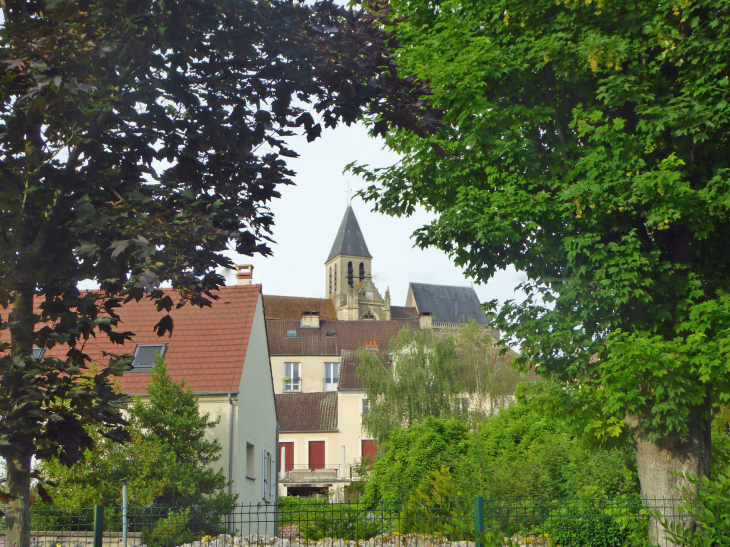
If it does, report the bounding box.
[263,296,337,321]
[275,392,338,432]
[266,319,419,356]
[338,349,366,390]
[4,286,262,395]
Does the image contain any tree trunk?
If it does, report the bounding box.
[628,408,712,547]
[5,284,37,547]
[4,450,33,547]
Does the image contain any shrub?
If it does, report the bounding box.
[660,473,730,547]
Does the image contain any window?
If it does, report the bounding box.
[286,329,297,338]
[131,344,167,372]
[359,262,365,282]
[324,329,336,337]
[453,398,469,414]
[246,442,255,479]
[334,264,337,290]
[347,261,353,287]
[329,268,332,297]
[324,362,339,391]
[362,399,370,415]
[32,347,45,360]
[284,362,300,391]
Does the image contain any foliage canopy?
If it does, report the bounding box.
[357,323,520,445]
[0,0,430,544]
[361,402,640,505]
[354,0,730,512]
[38,360,234,509]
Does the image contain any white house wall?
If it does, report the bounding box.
[236,294,277,531]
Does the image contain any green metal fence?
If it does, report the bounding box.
[1,498,682,547]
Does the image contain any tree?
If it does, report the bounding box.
[357,323,520,445]
[0,1,432,545]
[354,0,730,539]
[362,402,640,506]
[38,359,233,509]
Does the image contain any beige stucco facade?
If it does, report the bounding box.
[271,355,341,395]
[277,389,374,500]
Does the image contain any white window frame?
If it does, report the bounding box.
[284,362,300,391]
[362,399,370,416]
[324,362,339,392]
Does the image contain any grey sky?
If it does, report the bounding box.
[220,122,528,310]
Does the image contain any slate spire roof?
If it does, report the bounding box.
[326,206,372,263]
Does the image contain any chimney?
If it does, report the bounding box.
[418,312,432,330]
[301,311,320,329]
[236,265,254,285]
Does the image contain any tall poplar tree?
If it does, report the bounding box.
[354,0,730,540]
[0,1,432,546]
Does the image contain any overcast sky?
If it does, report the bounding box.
[218,122,528,310]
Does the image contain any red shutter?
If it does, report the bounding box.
[361,440,377,465]
[308,441,325,470]
[279,442,294,472]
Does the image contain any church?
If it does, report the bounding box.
[256,206,494,498]
[322,205,490,325]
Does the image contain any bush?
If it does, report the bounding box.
[660,473,730,547]
[278,497,387,541]
[396,467,471,540]
[362,418,470,505]
[146,509,195,547]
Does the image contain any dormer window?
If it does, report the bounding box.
[131,344,167,372]
[286,329,297,338]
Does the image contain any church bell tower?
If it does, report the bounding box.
[325,207,389,321]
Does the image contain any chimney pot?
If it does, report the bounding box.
[236,265,254,285]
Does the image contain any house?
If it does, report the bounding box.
[265,206,508,499]
[268,315,417,497]
[17,284,278,513]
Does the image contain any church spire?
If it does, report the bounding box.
[325,206,372,263]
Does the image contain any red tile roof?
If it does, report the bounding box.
[263,296,338,321]
[11,285,263,395]
[275,392,338,432]
[266,319,419,356]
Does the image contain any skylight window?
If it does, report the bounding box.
[131,344,168,372]
[286,329,297,338]
[324,329,336,338]
[32,347,45,359]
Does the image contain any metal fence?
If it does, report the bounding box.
[1,498,683,547]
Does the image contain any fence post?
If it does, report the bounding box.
[93,505,104,547]
[474,497,485,547]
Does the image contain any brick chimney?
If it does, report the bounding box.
[301,311,320,329]
[236,265,254,285]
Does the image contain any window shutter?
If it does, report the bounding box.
[262,449,268,500]
[270,454,276,502]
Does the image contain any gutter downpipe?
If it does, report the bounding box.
[274,423,280,537]
[228,393,235,534]
[228,393,235,496]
